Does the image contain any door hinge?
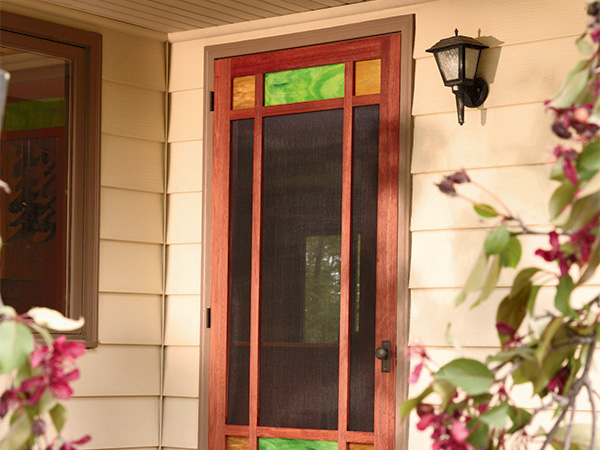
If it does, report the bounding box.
[209,91,215,111]
[206,307,211,329]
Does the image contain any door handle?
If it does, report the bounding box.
[375,340,391,373]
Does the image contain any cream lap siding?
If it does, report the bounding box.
[0,1,168,448]
[166,1,595,449]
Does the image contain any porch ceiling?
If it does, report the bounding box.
[37,0,375,33]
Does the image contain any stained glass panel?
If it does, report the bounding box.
[264,63,344,106]
[227,436,249,450]
[232,75,255,110]
[348,445,374,450]
[258,438,337,450]
[355,59,380,96]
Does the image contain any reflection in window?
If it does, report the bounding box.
[304,235,341,344]
[0,47,70,314]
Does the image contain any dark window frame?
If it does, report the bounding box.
[0,12,101,347]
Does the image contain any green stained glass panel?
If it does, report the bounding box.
[258,438,337,450]
[264,63,344,106]
[4,98,66,132]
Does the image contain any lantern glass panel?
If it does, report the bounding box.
[435,47,459,82]
[464,47,480,80]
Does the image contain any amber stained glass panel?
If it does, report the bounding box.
[232,75,255,110]
[355,59,381,96]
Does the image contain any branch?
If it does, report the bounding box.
[585,377,597,450]
[541,332,597,449]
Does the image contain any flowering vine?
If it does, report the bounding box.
[404,2,600,449]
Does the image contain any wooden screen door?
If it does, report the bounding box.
[210,34,401,450]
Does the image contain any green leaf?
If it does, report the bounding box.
[549,60,591,109]
[496,284,530,345]
[486,346,536,364]
[400,386,433,419]
[466,420,490,449]
[565,191,600,231]
[577,37,594,55]
[507,406,532,433]
[434,358,494,395]
[511,268,540,295]
[555,275,576,318]
[551,158,567,181]
[0,321,34,374]
[479,401,509,427]
[578,238,600,286]
[527,285,541,315]
[536,317,564,364]
[550,182,578,220]
[50,403,68,433]
[472,254,501,307]
[500,236,522,268]
[577,140,600,173]
[577,168,600,199]
[455,251,488,306]
[484,224,510,255]
[551,423,600,448]
[533,345,575,395]
[433,379,456,409]
[473,203,499,218]
[0,414,31,450]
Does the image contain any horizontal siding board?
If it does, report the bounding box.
[98,293,162,345]
[163,346,201,397]
[168,141,204,193]
[165,295,201,345]
[168,89,204,142]
[169,40,205,92]
[165,244,202,295]
[99,240,163,294]
[102,134,165,193]
[409,230,556,289]
[73,345,161,396]
[103,28,166,90]
[63,397,159,449]
[162,397,200,448]
[411,103,555,173]
[412,0,586,58]
[413,37,582,116]
[167,192,203,244]
[411,164,554,231]
[101,187,164,243]
[103,80,165,141]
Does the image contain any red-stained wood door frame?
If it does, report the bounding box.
[209,29,411,450]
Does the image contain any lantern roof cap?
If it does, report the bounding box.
[426,29,489,53]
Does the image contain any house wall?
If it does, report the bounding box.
[167,0,597,449]
[1,1,167,449]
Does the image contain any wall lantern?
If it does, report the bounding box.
[426,29,489,125]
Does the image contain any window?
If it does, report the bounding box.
[0,12,101,346]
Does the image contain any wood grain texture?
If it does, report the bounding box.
[355,59,380,96]
[73,344,161,396]
[103,28,166,90]
[411,103,555,173]
[100,187,164,243]
[98,293,162,345]
[102,134,164,193]
[227,436,249,450]
[102,80,165,141]
[99,240,163,294]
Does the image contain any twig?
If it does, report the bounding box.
[586,377,597,450]
[541,332,597,449]
[563,396,577,449]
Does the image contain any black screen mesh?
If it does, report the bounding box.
[259,109,343,429]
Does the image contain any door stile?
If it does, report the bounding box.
[374,35,401,450]
[337,60,355,450]
[248,73,265,450]
[209,57,233,450]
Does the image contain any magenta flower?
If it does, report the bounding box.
[59,435,91,450]
[535,231,575,276]
[407,343,429,384]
